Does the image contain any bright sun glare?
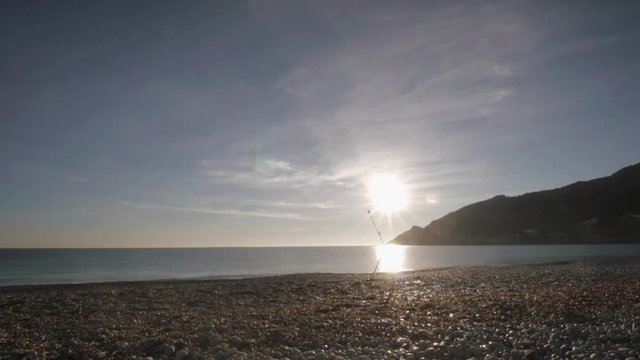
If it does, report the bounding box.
[367,173,409,213]
[375,244,407,272]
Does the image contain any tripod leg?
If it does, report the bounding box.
[370,257,382,280]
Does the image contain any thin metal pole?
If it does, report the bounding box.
[371,258,382,280]
[368,210,385,279]
[367,210,385,245]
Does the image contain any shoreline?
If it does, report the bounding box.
[3,245,640,289]
[2,242,640,250]
[1,258,640,359]
[0,255,635,289]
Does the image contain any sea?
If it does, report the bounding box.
[1,245,640,286]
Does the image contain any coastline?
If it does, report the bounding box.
[0,258,608,290]
[3,244,640,288]
[0,255,627,289]
[1,258,640,359]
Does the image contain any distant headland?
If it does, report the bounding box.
[392,163,640,245]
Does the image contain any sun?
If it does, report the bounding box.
[367,173,409,213]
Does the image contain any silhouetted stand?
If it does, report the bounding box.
[368,210,385,280]
[367,210,400,302]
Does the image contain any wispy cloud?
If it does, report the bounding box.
[189,2,545,239]
[67,175,90,183]
[251,200,343,209]
[4,1,640,248]
[260,3,534,196]
[123,201,318,220]
[201,158,366,189]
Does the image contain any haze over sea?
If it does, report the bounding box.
[2,245,640,286]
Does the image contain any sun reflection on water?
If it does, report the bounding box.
[374,245,407,273]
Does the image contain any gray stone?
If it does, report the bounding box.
[415,329,430,340]
[345,349,356,358]
[524,349,543,360]
[288,348,303,360]
[157,343,175,356]
[175,349,188,360]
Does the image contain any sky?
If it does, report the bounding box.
[1,1,640,248]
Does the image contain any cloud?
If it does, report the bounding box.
[201,158,365,189]
[188,2,546,236]
[425,196,439,204]
[264,2,536,185]
[123,201,318,220]
[67,175,90,182]
[252,200,343,209]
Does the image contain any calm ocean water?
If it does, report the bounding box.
[1,245,639,286]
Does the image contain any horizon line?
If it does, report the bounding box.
[0,244,380,250]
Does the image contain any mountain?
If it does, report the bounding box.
[392,163,640,245]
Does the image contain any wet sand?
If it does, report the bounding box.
[1,259,639,360]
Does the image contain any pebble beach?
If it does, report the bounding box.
[1,259,640,360]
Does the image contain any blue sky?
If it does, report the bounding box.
[1,1,640,247]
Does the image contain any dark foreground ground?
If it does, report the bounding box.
[1,259,640,360]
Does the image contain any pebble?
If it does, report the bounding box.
[175,349,188,360]
[157,343,175,356]
[302,350,315,358]
[2,260,640,360]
